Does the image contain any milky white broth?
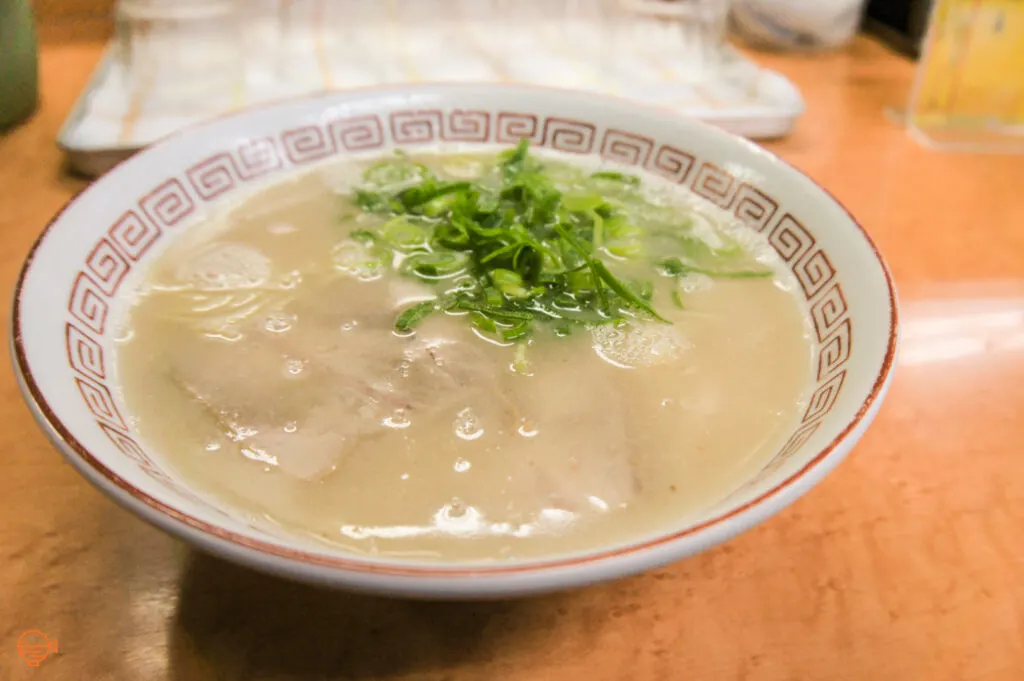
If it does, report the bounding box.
[117,151,814,562]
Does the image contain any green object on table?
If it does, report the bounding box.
[0,0,39,131]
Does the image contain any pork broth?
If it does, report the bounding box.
[117,147,814,562]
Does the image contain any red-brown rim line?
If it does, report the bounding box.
[14,84,899,577]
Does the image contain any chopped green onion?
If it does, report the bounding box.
[491,268,531,299]
[400,251,469,279]
[606,240,644,259]
[380,216,429,251]
[591,170,641,186]
[363,156,431,188]
[659,256,772,279]
[394,301,437,333]
[502,321,532,342]
[592,260,671,324]
[470,312,498,334]
[588,209,605,249]
[511,342,532,374]
[350,228,378,244]
[480,286,502,307]
[346,140,767,353]
[562,192,606,212]
[454,300,535,322]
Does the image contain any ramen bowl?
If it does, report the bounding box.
[11,84,897,598]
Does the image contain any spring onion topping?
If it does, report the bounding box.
[347,140,770,341]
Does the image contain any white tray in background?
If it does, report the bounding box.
[58,16,805,178]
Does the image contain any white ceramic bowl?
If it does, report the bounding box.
[11,84,898,598]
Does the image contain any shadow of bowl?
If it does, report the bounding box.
[168,550,582,680]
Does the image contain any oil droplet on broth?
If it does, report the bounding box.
[264,311,296,334]
[231,425,258,441]
[447,497,467,518]
[332,241,383,281]
[517,418,539,438]
[454,407,484,441]
[205,328,244,343]
[283,357,305,377]
[454,457,471,473]
[591,323,691,369]
[268,223,297,235]
[382,409,411,429]
[112,325,135,343]
[283,421,298,433]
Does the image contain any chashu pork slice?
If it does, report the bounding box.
[438,356,639,526]
[165,275,504,481]
[507,360,639,516]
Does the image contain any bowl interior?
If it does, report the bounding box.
[13,85,896,580]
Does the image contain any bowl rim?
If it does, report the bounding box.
[11,83,899,579]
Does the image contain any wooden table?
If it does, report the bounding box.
[3,34,1024,681]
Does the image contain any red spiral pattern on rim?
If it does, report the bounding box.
[741,418,825,487]
[794,249,837,300]
[811,284,849,342]
[390,110,443,145]
[236,138,281,178]
[328,115,385,151]
[495,112,540,143]
[281,125,337,164]
[777,421,823,461]
[187,153,240,200]
[140,179,194,229]
[817,319,852,380]
[768,213,814,264]
[542,117,595,154]
[691,162,737,208]
[68,272,109,336]
[97,421,179,488]
[66,322,105,381]
[84,239,130,296]
[647,145,696,184]
[600,129,654,167]
[732,184,778,232]
[98,421,149,464]
[108,211,160,262]
[803,370,846,423]
[76,377,127,431]
[443,110,490,142]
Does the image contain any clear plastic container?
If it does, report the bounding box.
[115,0,243,112]
[614,0,733,84]
[60,0,806,177]
[729,0,867,51]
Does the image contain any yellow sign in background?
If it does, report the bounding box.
[910,0,1024,132]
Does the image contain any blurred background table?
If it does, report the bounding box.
[2,22,1024,681]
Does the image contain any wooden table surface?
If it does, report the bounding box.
[3,34,1024,681]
